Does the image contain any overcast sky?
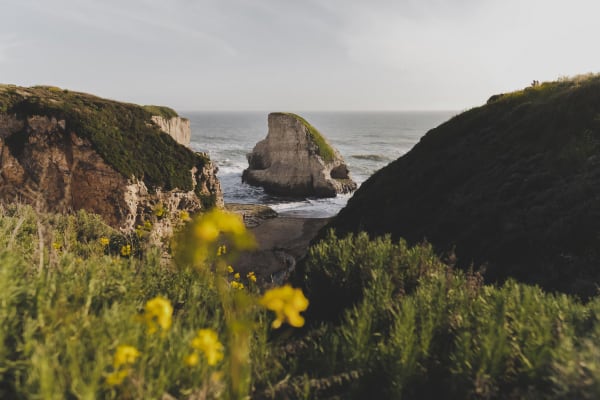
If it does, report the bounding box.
[1,0,599,111]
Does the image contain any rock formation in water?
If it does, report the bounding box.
[0,84,222,232]
[322,74,600,298]
[242,112,357,197]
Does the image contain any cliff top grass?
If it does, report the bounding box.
[284,112,336,162]
[143,105,179,119]
[0,84,204,192]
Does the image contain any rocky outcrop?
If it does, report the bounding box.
[0,85,222,231]
[324,75,600,298]
[151,115,191,147]
[242,113,357,197]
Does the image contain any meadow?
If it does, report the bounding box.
[1,204,600,399]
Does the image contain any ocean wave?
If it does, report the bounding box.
[350,154,391,162]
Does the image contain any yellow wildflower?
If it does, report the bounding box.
[247,271,257,283]
[113,345,140,369]
[180,210,190,221]
[143,296,173,334]
[227,265,234,273]
[231,281,245,290]
[194,219,219,242]
[217,245,227,256]
[191,329,224,366]
[214,211,245,235]
[184,352,200,367]
[233,272,240,280]
[120,244,131,257]
[154,203,165,218]
[52,242,62,250]
[106,345,140,386]
[259,285,309,329]
[99,237,110,246]
[106,369,129,386]
[193,209,256,249]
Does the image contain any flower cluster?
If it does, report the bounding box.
[179,210,190,221]
[246,271,257,283]
[99,237,110,246]
[142,296,173,335]
[120,244,131,257]
[154,203,165,218]
[259,285,309,329]
[106,345,140,386]
[194,209,255,249]
[185,329,224,367]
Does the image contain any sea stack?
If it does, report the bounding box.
[242,113,357,197]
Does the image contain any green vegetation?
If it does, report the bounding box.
[143,105,179,119]
[286,113,336,162]
[326,73,600,298]
[3,204,600,398]
[0,205,269,399]
[0,85,203,191]
[288,231,600,399]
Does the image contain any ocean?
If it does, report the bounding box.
[183,111,455,217]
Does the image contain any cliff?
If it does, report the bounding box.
[323,74,600,297]
[242,113,356,197]
[150,114,191,147]
[0,84,222,230]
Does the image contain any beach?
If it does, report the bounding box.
[226,203,330,284]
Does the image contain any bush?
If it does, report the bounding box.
[287,232,600,399]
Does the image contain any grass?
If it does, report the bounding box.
[2,204,600,398]
[285,113,336,162]
[0,85,204,192]
[143,105,179,119]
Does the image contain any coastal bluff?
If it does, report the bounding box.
[0,84,222,231]
[324,75,600,298]
[242,112,356,197]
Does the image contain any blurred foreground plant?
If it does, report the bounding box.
[173,209,308,399]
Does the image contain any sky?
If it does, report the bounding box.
[1,0,600,111]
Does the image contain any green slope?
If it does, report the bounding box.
[324,74,600,297]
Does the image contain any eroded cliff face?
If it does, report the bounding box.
[151,116,191,147]
[242,113,357,197]
[0,113,222,232]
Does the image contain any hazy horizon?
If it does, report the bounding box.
[3,0,600,112]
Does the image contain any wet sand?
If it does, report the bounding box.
[226,204,330,284]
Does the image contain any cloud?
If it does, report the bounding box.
[14,0,237,56]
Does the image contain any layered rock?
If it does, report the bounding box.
[242,113,356,197]
[0,85,222,231]
[151,115,191,147]
[324,75,600,298]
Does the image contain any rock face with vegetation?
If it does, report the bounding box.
[0,84,222,231]
[325,74,600,297]
[150,114,191,147]
[242,112,356,197]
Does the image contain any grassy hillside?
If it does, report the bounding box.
[3,204,600,398]
[0,84,204,192]
[325,74,600,297]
